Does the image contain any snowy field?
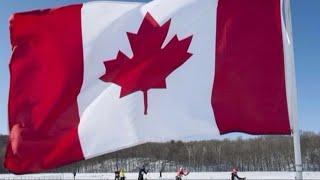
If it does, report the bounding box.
[0,172,319,180]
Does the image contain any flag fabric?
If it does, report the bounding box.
[5,0,296,173]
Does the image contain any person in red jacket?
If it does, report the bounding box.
[231,168,246,180]
[176,167,189,180]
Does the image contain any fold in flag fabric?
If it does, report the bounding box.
[5,0,296,174]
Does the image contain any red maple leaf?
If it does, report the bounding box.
[100,12,193,115]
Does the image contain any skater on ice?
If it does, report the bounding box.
[159,163,165,178]
[72,171,77,180]
[231,168,246,180]
[138,165,148,180]
[120,168,126,180]
[175,167,189,180]
[114,169,120,180]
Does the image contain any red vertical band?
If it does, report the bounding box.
[213,0,291,134]
[5,5,84,173]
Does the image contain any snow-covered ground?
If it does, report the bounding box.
[0,172,319,180]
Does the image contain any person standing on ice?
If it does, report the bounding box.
[138,165,148,180]
[120,168,126,180]
[159,163,165,178]
[231,168,246,180]
[175,167,189,180]
[73,171,77,180]
[115,169,120,180]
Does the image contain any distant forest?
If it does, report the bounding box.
[0,132,319,173]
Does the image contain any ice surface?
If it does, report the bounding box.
[0,172,319,180]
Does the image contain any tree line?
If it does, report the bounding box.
[0,132,319,173]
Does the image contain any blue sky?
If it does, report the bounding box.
[0,0,319,136]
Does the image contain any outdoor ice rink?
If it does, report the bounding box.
[0,172,319,180]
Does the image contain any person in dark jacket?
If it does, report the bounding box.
[159,164,165,178]
[73,171,77,180]
[231,168,246,180]
[138,165,148,180]
[114,169,120,180]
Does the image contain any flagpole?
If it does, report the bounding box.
[282,0,302,179]
[293,129,302,180]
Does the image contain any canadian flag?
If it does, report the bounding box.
[6,0,296,173]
